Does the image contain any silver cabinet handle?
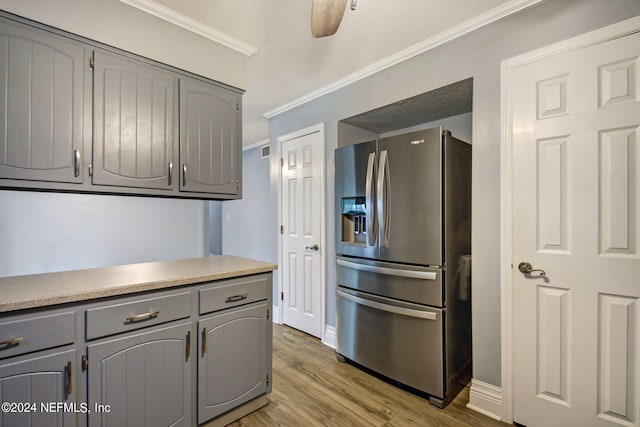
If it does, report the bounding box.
[337,259,437,280]
[337,289,438,320]
[201,327,207,356]
[305,244,320,251]
[518,261,546,277]
[125,311,159,323]
[225,293,248,303]
[182,164,187,186]
[185,331,191,361]
[365,152,377,246]
[73,149,80,177]
[66,361,72,396]
[0,337,24,348]
[168,161,173,186]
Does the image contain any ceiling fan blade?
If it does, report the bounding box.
[311,0,347,38]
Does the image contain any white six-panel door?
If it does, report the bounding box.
[510,28,640,426]
[280,128,324,338]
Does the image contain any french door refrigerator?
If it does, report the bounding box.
[335,127,471,408]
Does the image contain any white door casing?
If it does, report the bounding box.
[277,124,326,339]
[502,17,640,427]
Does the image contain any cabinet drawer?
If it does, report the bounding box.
[86,291,191,340]
[0,311,75,359]
[199,275,269,314]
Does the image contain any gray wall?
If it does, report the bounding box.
[222,147,277,264]
[267,0,640,387]
[209,201,223,255]
[0,191,206,277]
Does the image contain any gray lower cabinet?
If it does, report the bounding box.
[179,77,241,196]
[0,17,84,184]
[92,50,176,190]
[198,303,268,423]
[0,269,272,427]
[87,321,192,427]
[0,348,77,427]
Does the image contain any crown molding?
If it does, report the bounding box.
[263,0,543,118]
[242,138,270,152]
[119,0,258,56]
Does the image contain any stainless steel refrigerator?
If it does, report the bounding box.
[335,127,471,408]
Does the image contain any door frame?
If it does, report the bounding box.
[500,16,640,424]
[275,122,327,340]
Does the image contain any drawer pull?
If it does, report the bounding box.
[225,293,248,303]
[0,337,24,349]
[125,311,160,323]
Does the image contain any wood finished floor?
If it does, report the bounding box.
[228,324,508,427]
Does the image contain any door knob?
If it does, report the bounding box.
[518,261,546,277]
[305,244,320,251]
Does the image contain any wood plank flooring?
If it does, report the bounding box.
[228,324,508,426]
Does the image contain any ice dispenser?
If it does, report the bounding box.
[341,197,367,243]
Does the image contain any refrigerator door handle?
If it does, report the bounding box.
[337,289,438,320]
[365,152,377,246]
[336,259,438,280]
[377,150,390,246]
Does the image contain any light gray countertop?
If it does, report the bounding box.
[0,255,277,313]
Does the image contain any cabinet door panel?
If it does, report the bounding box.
[93,50,174,190]
[179,78,240,195]
[0,20,83,183]
[198,303,267,423]
[0,349,76,427]
[87,322,191,427]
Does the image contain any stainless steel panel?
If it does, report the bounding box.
[335,140,378,259]
[336,256,443,307]
[336,287,444,398]
[378,128,443,266]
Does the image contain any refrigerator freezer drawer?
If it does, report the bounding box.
[336,287,445,399]
[336,257,443,307]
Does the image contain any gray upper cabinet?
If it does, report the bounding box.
[0,13,243,199]
[180,77,241,196]
[0,19,84,184]
[92,50,176,190]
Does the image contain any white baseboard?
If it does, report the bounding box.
[467,378,503,421]
[322,325,336,348]
[272,305,281,324]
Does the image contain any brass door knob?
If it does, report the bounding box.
[518,261,546,277]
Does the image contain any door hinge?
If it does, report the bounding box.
[236,180,240,191]
[236,103,240,111]
[267,309,270,320]
[280,291,284,301]
[81,355,88,372]
[280,225,284,234]
[89,57,94,69]
[266,374,270,387]
[88,164,93,177]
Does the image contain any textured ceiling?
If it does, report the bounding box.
[341,78,473,134]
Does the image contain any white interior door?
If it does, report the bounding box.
[510,29,640,426]
[280,128,324,338]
